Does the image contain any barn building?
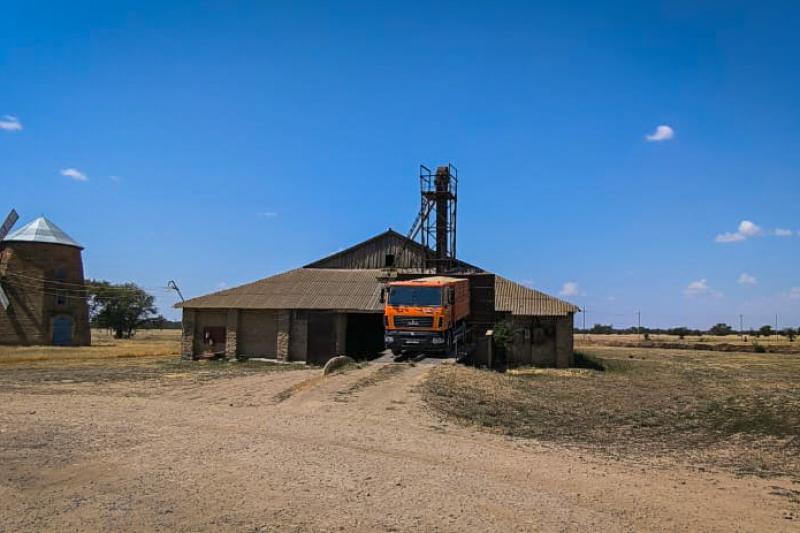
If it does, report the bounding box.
[0,217,91,346]
[178,229,578,367]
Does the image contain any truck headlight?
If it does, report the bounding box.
[431,337,445,344]
[384,336,394,343]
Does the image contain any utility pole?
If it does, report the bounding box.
[637,311,641,340]
[582,307,587,341]
[739,314,744,341]
[167,280,185,303]
[776,313,780,342]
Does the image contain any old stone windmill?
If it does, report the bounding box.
[0,210,91,346]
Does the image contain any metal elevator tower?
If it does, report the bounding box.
[404,164,458,273]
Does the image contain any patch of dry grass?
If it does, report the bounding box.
[0,329,180,365]
[576,333,800,354]
[422,346,800,478]
[273,374,327,403]
[0,329,303,385]
[338,364,409,398]
[0,356,300,388]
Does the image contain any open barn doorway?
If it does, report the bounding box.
[345,313,384,360]
[306,311,337,365]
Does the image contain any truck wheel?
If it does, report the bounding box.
[391,348,401,356]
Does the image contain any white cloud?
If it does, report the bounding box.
[714,232,746,243]
[109,175,122,182]
[0,115,22,131]
[645,124,674,142]
[715,220,763,243]
[774,228,793,237]
[684,278,723,299]
[559,281,580,297]
[60,168,88,182]
[738,273,757,285]
[738,220,762,237]
[789,287,800,301]
[257,211,278,218]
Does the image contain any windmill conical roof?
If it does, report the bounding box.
[2,217,83,249]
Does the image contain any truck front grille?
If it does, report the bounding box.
[393,316,434,328]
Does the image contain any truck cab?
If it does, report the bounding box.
[383,276,470,355]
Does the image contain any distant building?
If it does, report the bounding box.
[0,217,91,346]
[178,230,578,367]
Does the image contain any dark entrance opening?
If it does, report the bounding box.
[52,316,73,346]
[345,313,384,360]
[306,311,336,365]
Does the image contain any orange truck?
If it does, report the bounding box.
[382,276,470,355]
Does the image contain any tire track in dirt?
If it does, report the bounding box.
[2,361,798,532]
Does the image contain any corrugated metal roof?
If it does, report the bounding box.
[2,217,83,249]
[391,276,467,286]
[178,269,385,312]
[494,276,579,316]
[180,269,578,317]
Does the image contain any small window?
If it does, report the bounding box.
[384,254,395,267]
[202,327,226,346]
[55,291,67,307]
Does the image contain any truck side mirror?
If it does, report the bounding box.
[379,288,386,303]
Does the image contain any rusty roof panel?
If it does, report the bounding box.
[494,276,579,316]
[179,269,385,312]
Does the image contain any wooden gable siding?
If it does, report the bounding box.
[304,230,482,272]
[305,231,428,270]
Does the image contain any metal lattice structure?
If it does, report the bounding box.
[403,164,458,273]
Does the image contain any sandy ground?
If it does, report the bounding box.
[1,361,798,532]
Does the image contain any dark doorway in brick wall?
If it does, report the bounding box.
[306,311,336,365]
[345,313,384,360]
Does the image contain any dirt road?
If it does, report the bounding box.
[0,361,797,531]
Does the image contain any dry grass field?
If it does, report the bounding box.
[422,345,800,479]
[1,334,799,530]
[576,333,800,353]
[0,329,305,383]
[0,328,181,365]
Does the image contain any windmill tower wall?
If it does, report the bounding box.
[0,220,91,346]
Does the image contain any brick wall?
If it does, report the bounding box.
[0,241,90,346]
[225,309,239,358]
[180,309,196,359]
[555,314,575,368]
[276,310,290,360]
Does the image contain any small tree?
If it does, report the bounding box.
[708,323,733,336]
[87,280,158,339]
[669,327,690,340]
[782,328,797,342]
[492,319,520,352]
[589,323,615,334]
[758,325,774,338]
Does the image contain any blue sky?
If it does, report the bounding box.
[2,1,799,328]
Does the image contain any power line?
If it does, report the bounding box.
[1,271,169,292]
[0,278,172,301]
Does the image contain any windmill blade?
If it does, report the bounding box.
[0,208,19,241]
[0,284,9,311]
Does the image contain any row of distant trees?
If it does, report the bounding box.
[578,323,797,341]
[86,280,180,339]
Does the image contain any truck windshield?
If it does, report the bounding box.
[387,286,442,307]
